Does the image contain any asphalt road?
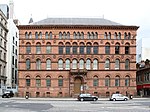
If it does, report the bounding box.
[0,97,150,112]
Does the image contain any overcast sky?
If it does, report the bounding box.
[1,0,150,40]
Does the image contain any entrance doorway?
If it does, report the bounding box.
[74,77,82,94]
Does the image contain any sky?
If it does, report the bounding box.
[1,0,150,40]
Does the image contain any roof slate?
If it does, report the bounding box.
[33,18,122,26]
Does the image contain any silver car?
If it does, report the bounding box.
[110,94,129,101]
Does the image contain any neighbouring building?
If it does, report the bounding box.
[18,18,139,98]
[136,59,150,97]
[136,37,150,63]
[0,9,8,95]
[6,0,19,93]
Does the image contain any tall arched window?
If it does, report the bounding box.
[46,59,51,70]
[26,76,30,86]
[93,59,98,70]
[58,76,63,86]
[73,42,78,54]
[36,59,41,70]
[93,76,98,86]
[79,59,84,69]
[95,32,98,39]
[125,59,130,70]
[26,42,31,54]
[108,32,111,39]
[45,32,48,39]
[118,32,121,39]
[86,43,91,54]
[115,76,120,86]
[125,75,130,86]
[49,32,52,39]
[128,32,131,39]
[72,59,77,69]
[91,32,94,39]
[104,32,107,39]
[46,42,51,54]
[86,59,91,70]
[124,32,127,39]
[58,59,63,70]
[65,59,70,70]
[29,32,32,38]
[81,32,84,39]
[77,32,80,39]
[26,59,30,70]
[115,43,120,54]
[46,76,51,87]
[73,32,76,39]
[105,59,110,69]
[63,32,66,39]
[35,32,38,39]
[36,42,41,54]
[87,32,90,39]
[93,43,98,54]
[115,59,120,69]
[114,32,117,39]
[125,43,130,54]
[36,76,41,87]
[39,32,42,38]
[80,43,85,54]
[105,76,110,86]
[59,32,62,39]
[25,32,28,38]
[67,32,70,39]
[65,42,71,54]
[105,43,110,54]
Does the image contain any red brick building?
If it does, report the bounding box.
[18,18,139,97]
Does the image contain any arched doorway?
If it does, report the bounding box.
[74,77,82,94]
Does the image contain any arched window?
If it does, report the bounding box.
[58,59,63,70]
[105,59,110,69]
[73,32,76,39]
[46,42,51,54]
[25,32,28,38]
[26,76,30,86]
[93,76,98,86]
[128,32,131,39]
[65,59,70,70]
[125,59,130,70]
[29,32,32,38]
[115,76,120,86]
[125,43,130,54]
[49,32,52,39]
[91,32,94,39]
[63,32,66,39]
[73,42,78,54]
[86,59,91,70]
[59,32,62,39]
[93,43,98,54]
[67,32,70,39]
[46,76,51,87]
[36,59,41,70]
[81,32,84,39]
[115,59,120,69]
[86,43,91,54]
[115,43,120,54]
[58,42,64,54]
[105,43,110,54]
[77,32,80,39]
[39,32,42,38]
[95,32,98,39]
[114,32,117,39]
[87,32,90,39]
[124,32,127,39]
[45,32,48,39]
[36,76,41,87]
[93,59,98,70]
[36,43,41,54]
[46,59,51,70]
[80,43,85,54]
[125,75,130,86]
[35,32,38,39]
[105,76,110,86]
[26,42,31,54]
[108,32,111,39]
[118,32,121,39]
[26,59,30,70]
[65,42,71,54]
[58,76,63,86]
[72,59,77,69]
[79,59,84,69]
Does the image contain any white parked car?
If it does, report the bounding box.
[110,94,129,101]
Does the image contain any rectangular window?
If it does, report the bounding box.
[93,79,98,86]
[46,79,51,87]
[12,56,14,65]
[73,46,77,54]
[66,46,70,54]
[36,46,41,54]
[36,79,41,87]
[46,46,51,54]
[26,79,30,86]
[26,46,31,54]
[58,79,63,86]
[86,46,91,54]
[59,46,63,54]
[115,46,120,54]
[125,46,129,54]
[93,46,98,54]
[115,79,119,86]
[80,46,84,54]
[105,46,110,54]
[105,79,109,86]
